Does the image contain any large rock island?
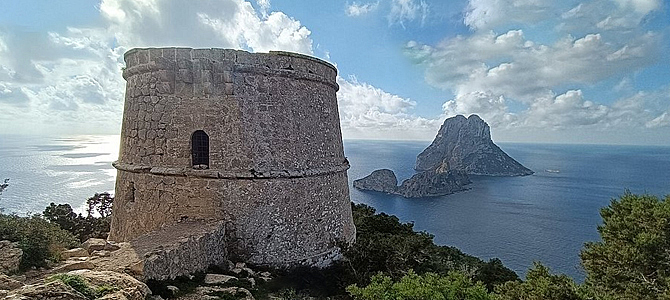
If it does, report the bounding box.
[416,114,533,176]
[354,114,533,198]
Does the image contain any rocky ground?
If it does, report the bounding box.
[0,238,293,300]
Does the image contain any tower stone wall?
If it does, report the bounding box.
[110,48,356,268]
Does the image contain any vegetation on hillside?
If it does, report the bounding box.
[43,192,113,242]
[0,213,78,270]
[347,192,670,300]
[0,183,112,270]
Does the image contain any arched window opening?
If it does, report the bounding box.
[191,130,209,168]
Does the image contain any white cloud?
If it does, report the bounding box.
[464,0,552,30]
[407,30,659,101]
[646,112,670,128]
[561,0,662,33]
[388,0,429,27]
[0,0,315,135]
[256,0,271,16]
[337,76,439,139]
[346,1,380,17]
[101,0,312,54]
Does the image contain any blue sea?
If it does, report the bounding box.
[1,135,669,280]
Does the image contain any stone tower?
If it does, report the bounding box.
[110,48,356,268]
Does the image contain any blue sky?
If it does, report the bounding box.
[0,0,669,145]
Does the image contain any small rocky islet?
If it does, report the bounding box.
[353,114,533,198]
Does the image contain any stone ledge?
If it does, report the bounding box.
[112,160,350,179]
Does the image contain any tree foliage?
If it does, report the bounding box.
[493,262,588,300]
[347,270,492,300]
[342,203,518,289]
[581,192,670,299]
[42,192,114,242]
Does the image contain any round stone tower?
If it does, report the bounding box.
[110,48,356,268]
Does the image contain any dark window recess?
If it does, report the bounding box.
[191,130,210,167]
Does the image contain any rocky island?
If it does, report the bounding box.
[354,114,533,198]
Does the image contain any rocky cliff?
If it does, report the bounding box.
[353,169,470,198]
[353,115,532,198]
[416,115,533,176]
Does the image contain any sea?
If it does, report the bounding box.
[1,135,669,281]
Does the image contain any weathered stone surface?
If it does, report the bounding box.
[61,248,88,259]
[0,274,22,290]
[51,260,95,273]
[137,221,228,281]
[416,114,533,176]
[82,238,107,253]
[204,274,237,285]
[67,270,151,300]
[110,48,356,269]
[0,241,22,274]
[5,280,89,300]
[352,169,398,194]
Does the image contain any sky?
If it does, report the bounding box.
[0,0,669,145]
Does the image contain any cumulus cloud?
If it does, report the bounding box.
[405,0,665,133]
[406,30,659,101]
[337,76,439,139]
[464,0,553,30]
[388,0,429,27]
[0,0,316,134]
[100,0,312,54]
[346,1,380,17]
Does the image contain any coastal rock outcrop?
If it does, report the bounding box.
[354,115,532,198]
[398,169,470,198]
[416,115,533,176]
[352,169,399,194]
[353,169,470,198]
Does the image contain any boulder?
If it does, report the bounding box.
[5,280,89,300]
[82,238,108,253]
[0,241,22,274]
[68,270,151,300]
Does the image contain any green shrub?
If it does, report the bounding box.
[493,263,587,300]
[48,273,117,299]
[341,203,518,288]
[0,213,78,270]
[347,270,492,300]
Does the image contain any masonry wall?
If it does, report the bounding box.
[109,48,356,268]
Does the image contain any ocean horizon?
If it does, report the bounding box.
[1,134,669,281]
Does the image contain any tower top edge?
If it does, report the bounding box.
[123,47,336,72]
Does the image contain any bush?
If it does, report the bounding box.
[42,192,113,242]
[48,273,117,299]
[341,203,518,288]
[347,270,492,300]
[0,213,78,270]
